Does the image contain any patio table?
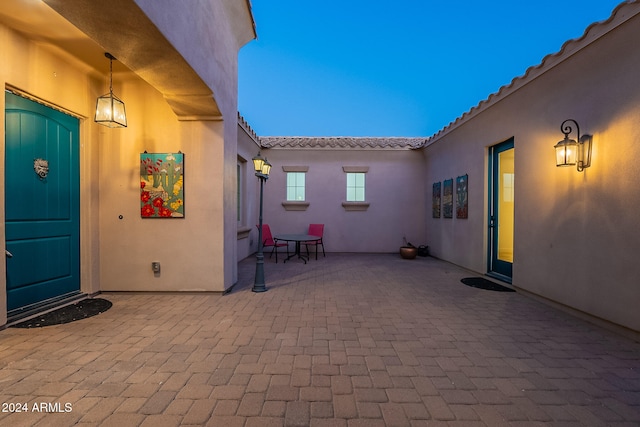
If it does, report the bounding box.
[274,234,321,264]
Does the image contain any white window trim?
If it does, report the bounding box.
[343,166,369,210]
[282,201,310,211]
[282,166,309,172]
[282,166,309,210]
[342,201,370,211]
[342,166,369,173]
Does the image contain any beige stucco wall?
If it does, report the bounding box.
[236,120,261,262]
[1,0,251,325]
[134,0,253,118]
[0,27,230,298]
[0,26,102,325]
[98,81,228,292]
[134,0,256,287]
[423,7,640,332]
[260,147,428,253]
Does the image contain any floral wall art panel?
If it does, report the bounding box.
[140,152,184,218]
[443,178,453,218]
[432,182,441,218]
[456,174,468,219]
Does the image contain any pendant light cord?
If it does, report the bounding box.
[109,56,113,94]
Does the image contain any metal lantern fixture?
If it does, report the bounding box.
[554,119,592,171]
[252,152,272,177]
[252,152,272,293]
[95,52,127,128]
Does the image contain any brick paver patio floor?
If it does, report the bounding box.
[0,253,639,426]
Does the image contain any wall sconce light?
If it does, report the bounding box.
[95,52,127,128]
[554,119,592,171]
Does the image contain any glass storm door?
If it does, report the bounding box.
[488,138,514,280]
[5,91,80,313]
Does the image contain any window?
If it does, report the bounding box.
[237,160,244,224]
[236,157,251,239]
[346,173,365,202]
[502,173,514,202]
[286,172,305,201]
[282,166,310,211]
[342,166,369,211]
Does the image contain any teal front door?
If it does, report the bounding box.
[488,138,514,281]
[5,91,80,313]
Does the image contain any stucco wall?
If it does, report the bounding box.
[237,120,261,261]
[423,9,640,332]
[1,0,248,327]
[260,148,427,253]
[98,81,228,292]
[134,0,255,287]
[0,26,102,325]
[134,0,253,119]
[0,26,230,295]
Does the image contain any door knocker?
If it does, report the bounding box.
[34,158,49,180]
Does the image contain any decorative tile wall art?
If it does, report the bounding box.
[443,178,453,218]
[140,152,184,218]
[432,182,441,218]
[456,174,468,219]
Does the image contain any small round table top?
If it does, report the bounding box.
[275,234,321,242]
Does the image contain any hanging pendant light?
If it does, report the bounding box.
[95,52,127,128]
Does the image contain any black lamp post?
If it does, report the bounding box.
[252,152,272,293]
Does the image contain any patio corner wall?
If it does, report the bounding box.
[1,0,256,329]
[237,117,262,261]
[422,3,640,332]
[259,144,427,253]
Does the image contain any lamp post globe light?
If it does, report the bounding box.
[252,152,272,293]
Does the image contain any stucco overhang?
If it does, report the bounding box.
[40,0,224,120]
[260,136,427,150]
[0,0,256,120]
[226,0,258,47]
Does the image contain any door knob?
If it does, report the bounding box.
[5,250,12,258]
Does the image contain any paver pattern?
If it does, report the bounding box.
[0,254,639,426]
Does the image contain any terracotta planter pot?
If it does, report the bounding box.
[399,246,418,259]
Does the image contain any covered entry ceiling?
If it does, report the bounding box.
[0,0,221,118]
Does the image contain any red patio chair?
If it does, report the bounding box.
[256,224,288,263]
[304,223,325,260]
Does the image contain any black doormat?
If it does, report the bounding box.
[461,277,515,292]
[11,298,112,328]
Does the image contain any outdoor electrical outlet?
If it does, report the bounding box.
[151,262,161,273]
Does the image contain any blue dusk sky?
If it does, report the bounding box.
[239,1,623,137]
